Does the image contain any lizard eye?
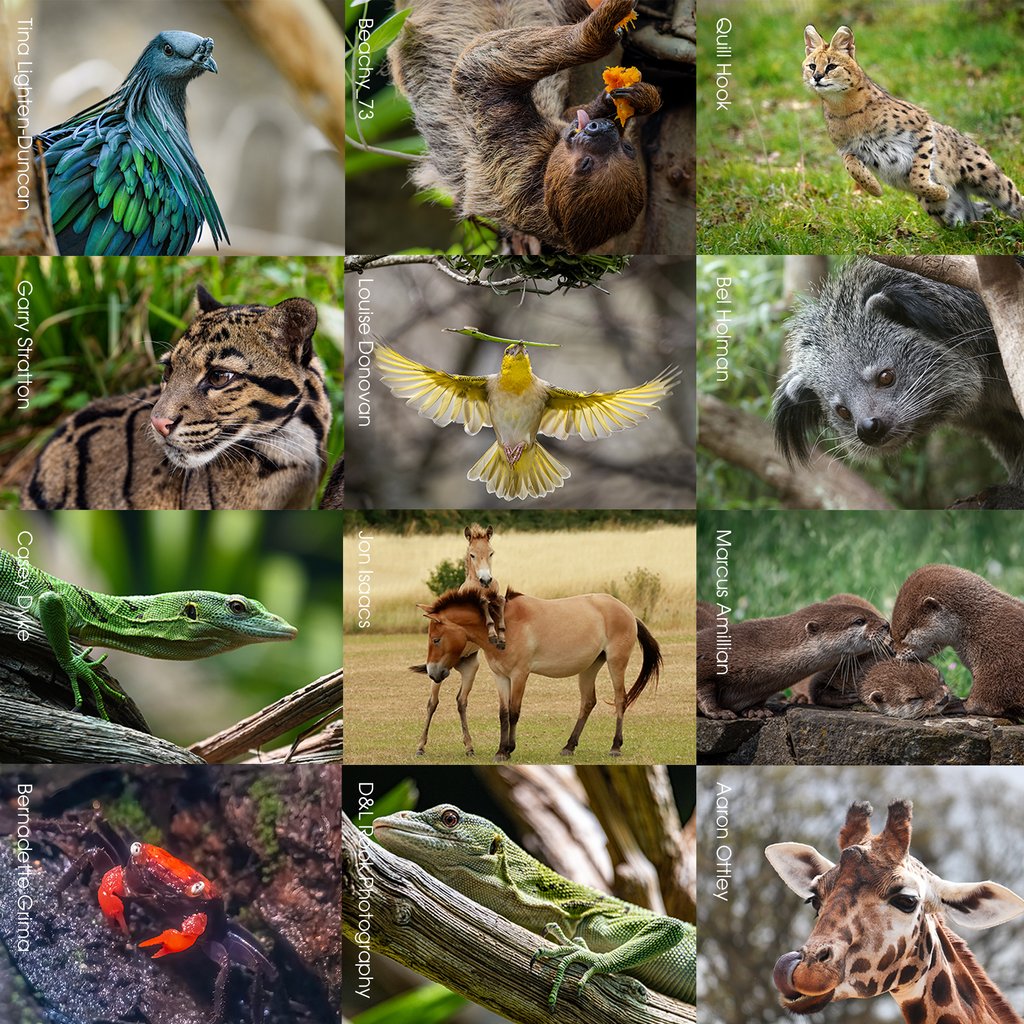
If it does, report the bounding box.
[183,603,198,621]
[489,837,500,855]
[440,808,460,829]
[228,599,248,615]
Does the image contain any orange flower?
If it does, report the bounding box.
[603,65,643,126]
[587,0,638,32]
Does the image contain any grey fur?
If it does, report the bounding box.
[772,259,1024,502]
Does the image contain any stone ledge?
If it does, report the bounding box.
[698,707,1023,765]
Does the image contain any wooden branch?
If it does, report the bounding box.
[0,697,204,763]
[975,257,1024,418]
[241,718,343,763]
[699,394,894,509]
[223,0,345,152]
[190,668,343,762]
[342,814,695,1024]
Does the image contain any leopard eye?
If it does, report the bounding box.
[183,603,199,620]
[835,404,852,421]
[205,369,235,388]
[228,599,248,615]
[440,808,460,828]
[877,368,896,387]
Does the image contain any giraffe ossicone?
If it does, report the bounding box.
[766,799,1024,1022]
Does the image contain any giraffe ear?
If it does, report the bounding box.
[934,880,1024,930]
[765,843,835,899]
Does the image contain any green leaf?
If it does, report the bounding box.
[363,10,412,54]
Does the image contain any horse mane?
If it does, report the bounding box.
[427,586,521,615]
[464,523,490,540]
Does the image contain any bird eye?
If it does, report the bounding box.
[440,808,460,828]
[228,599,248,615]
[163,43,174,57]
[835,404,852,421]
[183,603,198,621]
[205,369,235,389]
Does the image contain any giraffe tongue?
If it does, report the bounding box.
[773,953,836,1013]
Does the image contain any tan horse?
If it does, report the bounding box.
[418,587,662,760]
[414,524,504,757]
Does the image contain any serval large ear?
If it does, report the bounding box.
[839,800,873,849]
[766,843,835,900]
[804,25,824,55]
[876,799,913,863]
[830,26,855,57]
[933,879,1024,930]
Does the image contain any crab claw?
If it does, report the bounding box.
[98,866,128,934]
[139,912,208,957]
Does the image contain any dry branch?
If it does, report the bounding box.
[224,0,345,152]
[191,668,343,762]
[699,394,893,509]
[342,813,696,1024]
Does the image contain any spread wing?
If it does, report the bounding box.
[538,366,682,440]
[374,344,493,435]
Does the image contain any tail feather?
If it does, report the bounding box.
[467,441,570,500]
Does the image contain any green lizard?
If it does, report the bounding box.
[0,548,297,721]
[373,804,697,1009]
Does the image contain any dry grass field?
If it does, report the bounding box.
[344,524,696,764]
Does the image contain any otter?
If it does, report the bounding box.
[773,258,1024,509]
[697,601,891,719]
[388,0,662,253]
[858,660,962,718]
[891,564,1024,719]
[696,600,718,631]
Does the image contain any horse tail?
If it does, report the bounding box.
[624,619,662,709]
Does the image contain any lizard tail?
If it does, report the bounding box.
[624,618,662,709]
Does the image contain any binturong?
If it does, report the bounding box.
[772,258,1024,507]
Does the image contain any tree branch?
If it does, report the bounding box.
[190,668,343,762]
[342,814,695,1024]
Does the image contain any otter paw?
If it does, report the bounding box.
[705,710,738,721]
[742,707,775,719]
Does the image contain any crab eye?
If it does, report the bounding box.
[190,881,206,896]
[440,808,460,829]
[228,599,248,615]
[183,603,198,621]
[130,842,143,857]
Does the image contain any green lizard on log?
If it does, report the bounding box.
[373,804,697,1009]
[0,548,297,721]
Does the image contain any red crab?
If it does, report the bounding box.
[45,818,277,1024]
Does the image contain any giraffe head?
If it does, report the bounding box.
[765,799,1024,1016]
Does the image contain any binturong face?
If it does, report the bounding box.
[543,110,645,252]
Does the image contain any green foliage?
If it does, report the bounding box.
[347,510,697,534]
[698,0,1024,253]
[425,559,466,597]
[697,509,1024,693]
[352,984,469,1024]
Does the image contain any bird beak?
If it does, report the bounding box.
[195,38,218,74]
[199,55,218,74]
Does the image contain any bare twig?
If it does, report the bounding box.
[242,718,342,763]
[190,669,343,762]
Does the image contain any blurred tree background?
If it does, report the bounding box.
[0,511,341,748]
[697,766,1024,1024]
[0,256,344,507]
[697,256,1007,509]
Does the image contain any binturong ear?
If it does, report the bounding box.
[933,879,1024,930]
[772,373,825,465]
[804,25,824,55]
[765,843,836,899]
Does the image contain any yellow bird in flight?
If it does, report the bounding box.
[375,341,681,500]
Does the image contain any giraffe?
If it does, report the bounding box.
[765,799,1024,1023]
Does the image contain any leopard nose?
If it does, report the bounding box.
[151,415,177,437]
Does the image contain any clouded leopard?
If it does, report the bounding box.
[803,25,1024,226]
[22,287,332,509]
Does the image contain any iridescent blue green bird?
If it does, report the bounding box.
[36,31,228,256]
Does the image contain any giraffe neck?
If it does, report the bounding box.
[891,921,1022,1024]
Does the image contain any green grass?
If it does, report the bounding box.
[697,509,1024,697]
[698,1,1024,253]
[345,632,696,765]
